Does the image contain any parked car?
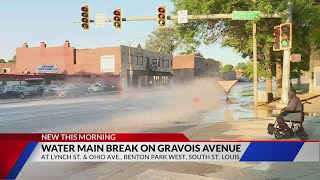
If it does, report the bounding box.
[44,85,60,96]
[94,81,117,91]
[33,85,45,96]
[3,86,31,99]
[58,84,90,98]
[27,86,39,96]
[0,86,7,99]
[88,84,103,93]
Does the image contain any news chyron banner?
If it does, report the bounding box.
[1,133,320,179]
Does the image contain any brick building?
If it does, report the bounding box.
[1,41,173,88]
[16,41,74,75]
[0,63,16,74]
[173,54,220,82]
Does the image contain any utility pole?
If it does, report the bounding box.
[107,0,110,19]
[128,41,133,88]
[280,2,293,105]
[253,0,258,108]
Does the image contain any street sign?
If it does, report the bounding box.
[232,11,261,20]
[38,65,58,73]
[95,13,105,28]
[290,54,301,62]
[178,10,188,24]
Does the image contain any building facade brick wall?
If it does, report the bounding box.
[0,63,16,74]
[16,41,74,74]
[75,47,121,75]
[173,54,220,82]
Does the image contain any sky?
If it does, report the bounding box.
[0,0,249,66]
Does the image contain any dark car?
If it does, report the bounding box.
[33,85,45,96]
[3,86,31,99]
[26,86,39,96]
[44,85,60,96]
[0,86,7,99]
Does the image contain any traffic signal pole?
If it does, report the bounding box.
[279,2,293,106]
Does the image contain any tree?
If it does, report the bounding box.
[243,61,266,79]
[0,59,5,63]
[145,27,180,54]
[223,64,233,72]
[194,51,204,57]
[235,62,246,70]
[171,0,320,95]
[243,62,254,79]
[7,55,16,64]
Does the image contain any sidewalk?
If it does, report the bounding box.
[259,92,320,113]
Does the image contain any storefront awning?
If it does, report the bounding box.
[25,78,44,81]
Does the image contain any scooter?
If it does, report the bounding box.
[267,101,311,140]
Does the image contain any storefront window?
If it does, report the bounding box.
[140,57,143,65]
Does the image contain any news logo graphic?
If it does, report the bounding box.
[0,133,319,179]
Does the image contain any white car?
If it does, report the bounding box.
[88,84,103,93]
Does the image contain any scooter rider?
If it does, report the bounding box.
[276,88,302,136]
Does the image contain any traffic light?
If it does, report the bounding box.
[158,6,167,28]
[81,5,90,30]
[113,8,122,29]
[280,23,292,50]
[273,25,281,51]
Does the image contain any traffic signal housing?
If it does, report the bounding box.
[158,6,167,28]
[273,25,281,51]
[113,8,122,29]
[280,23,292,50]
[81,5,90,30]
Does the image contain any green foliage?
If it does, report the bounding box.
[0,59,5,63]
[223,64,234,72]
[7,55,16,64]
[170,0,320,76]
[145,27,178,54]
[235,62,246,70]
[144,27,198,54]
[243,61,254,78]
[243,61,272,79]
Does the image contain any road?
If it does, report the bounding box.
[0,90,182,133]
[0,82,263,133]
[0,80,230,133]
